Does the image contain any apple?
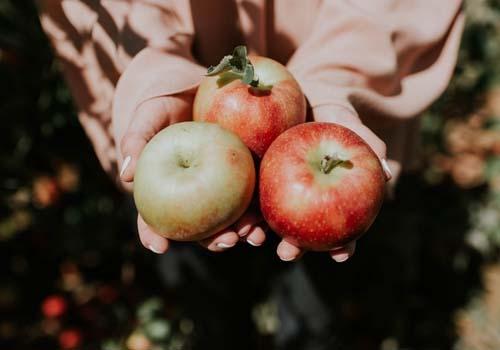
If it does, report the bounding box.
[193,46,306,157]
[259,122,385,251]
[133,122,255,241]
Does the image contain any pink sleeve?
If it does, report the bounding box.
[37,0,206,185]
[112,1,206,157]
[287,0,465,121]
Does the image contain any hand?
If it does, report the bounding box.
[119,94,190,254]
[118,94,268,254]
[275,104,393,263]
[198,205,268,251]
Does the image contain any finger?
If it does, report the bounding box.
[119,95,192,182]
[385,159,401,200]
[277,239,304,262]
[137,214,169,254]
[199,229,240,252]
[329,241,356,262]
[346,123,392,181]
[119,97,173,182]
[246,226,266,247]
[234,211,261,237]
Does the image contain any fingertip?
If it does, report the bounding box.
[147,243,167,254]
[381,158,393,182]
[330,241,356,262]
[235,211,261,237]
[330,250,350,262]
[119,131,147,182]
[119,155,134,182]
[137,215,169,254]
[237,224,252,237]
[277,239,303,262]
[200,230,239,252]
[246,226,266,247]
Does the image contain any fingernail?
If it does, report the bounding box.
[120,156,131,178]
[332,252,350,263]
[238,225,252,237]
[280,254,295,262]
[148,244,162,254]
[247,239,261,247]
[381,158,392,181]
[216,242,234,249]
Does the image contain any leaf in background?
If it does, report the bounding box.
[101,340,122,350]
[137,298,164,323]
[144,319,171,341]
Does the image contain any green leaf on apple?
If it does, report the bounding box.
[206,55,232,76]
[230,45,248,73]
[242,63,255,85]
[206,45,273,91]
[216,71,243,87]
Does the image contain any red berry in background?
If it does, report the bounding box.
[32,175,60,208]
[41,295,67,318]
[59,329,82,349]
[260,122,385,251]
[56,163,80,193]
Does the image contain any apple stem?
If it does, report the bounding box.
[320,154,349,174]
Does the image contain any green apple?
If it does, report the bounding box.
[133,122,255,241]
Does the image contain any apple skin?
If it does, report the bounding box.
[193,56,306,157]
[133,122,255,241]
[259,122,385,251]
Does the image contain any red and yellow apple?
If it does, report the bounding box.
[193,46,306,157]
[259,122,385,251]
[133,122,255,241]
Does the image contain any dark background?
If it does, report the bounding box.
[1,1,500,349]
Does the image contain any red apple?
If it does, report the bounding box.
[259,122,385,251]
[193,46,306,157]
[133,122,255,241]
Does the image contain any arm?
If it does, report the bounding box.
[38,0,264,254]
[114,3,270,254]
[279,0,465,262]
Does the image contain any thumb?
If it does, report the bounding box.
[119,94,192,182]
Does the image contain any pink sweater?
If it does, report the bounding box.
[38,0,464,187]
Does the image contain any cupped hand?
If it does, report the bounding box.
[119,94,189,254]
[275,104,393,263]
[119,94,268,254]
